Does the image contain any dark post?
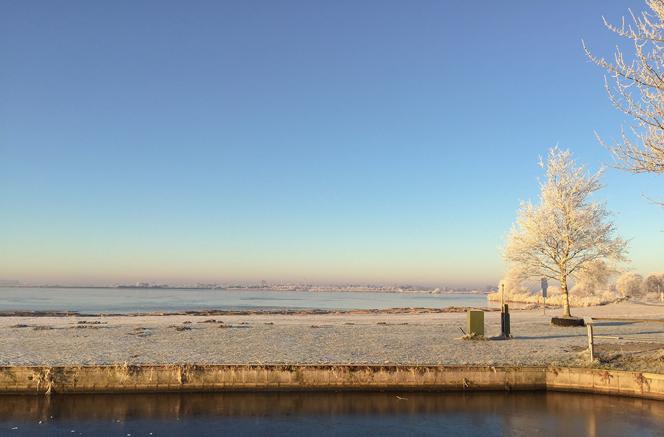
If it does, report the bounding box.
[500,304,505,337]
[502,304,510,338]
[498,283,511,338]
[500,283,505,336]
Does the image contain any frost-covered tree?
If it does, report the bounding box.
[616,271,645,297]
[643,272,664,294]
[504,148,628,318]
[571,260,614,297]
[498,265,529,295]
[584,0,664,178]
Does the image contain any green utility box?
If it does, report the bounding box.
[467,310,484,336]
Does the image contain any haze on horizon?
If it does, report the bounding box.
[1,0,662,288]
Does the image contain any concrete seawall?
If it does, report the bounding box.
[0,365,662,400]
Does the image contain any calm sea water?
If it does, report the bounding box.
[0,287,490,313]
[1,391,662,436]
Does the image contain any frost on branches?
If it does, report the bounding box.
[571,260,616,297]
[616,272,645,298]
[503,148,628,318]
[584,0,664,178]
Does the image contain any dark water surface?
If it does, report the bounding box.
[0,391,662,436]
[0,287,490,313]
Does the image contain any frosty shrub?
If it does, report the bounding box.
[571,260,614,297]
[616,272,645,298]
[643,273,664,298]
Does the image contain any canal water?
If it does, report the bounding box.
[0,391,662,436]
[0,287,490,313]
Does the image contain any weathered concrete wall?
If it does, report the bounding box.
[0,365,662,400]
[546,367,664,400]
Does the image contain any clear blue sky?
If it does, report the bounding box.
[1,0,662,286]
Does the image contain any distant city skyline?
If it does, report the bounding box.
[3,280,489,293]
[2,278,492,290]
[2,0,662,287]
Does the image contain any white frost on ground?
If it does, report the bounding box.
[0,302,662,372]
[487,290,623,307]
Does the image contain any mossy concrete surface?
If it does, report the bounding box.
[0,365,662,400]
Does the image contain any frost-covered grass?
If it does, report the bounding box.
[488,287,664,307]
[0,302,662,373]
[487,289,622,307]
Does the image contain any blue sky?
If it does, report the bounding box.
[1,0,662,286]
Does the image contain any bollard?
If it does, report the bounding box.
[501,304,511,338]
[500,306,505,336]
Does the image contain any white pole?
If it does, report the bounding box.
[587,324,595,362]
[541,278,548,316]
[501,283,505,309]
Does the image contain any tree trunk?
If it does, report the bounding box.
[561,274,571,318]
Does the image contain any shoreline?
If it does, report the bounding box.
[1,364,663,400]
[0,306,499,318]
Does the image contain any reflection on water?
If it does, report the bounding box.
[0,391,662,436]
[0,287,491,313]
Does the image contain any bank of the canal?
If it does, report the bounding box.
[1,365,663,401]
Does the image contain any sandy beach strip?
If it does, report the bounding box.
[1,302,662,373]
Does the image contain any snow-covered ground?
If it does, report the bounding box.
[0,302,662,372]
